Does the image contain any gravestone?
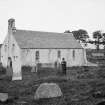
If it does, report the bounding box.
[31,66,35,72]
[12,62,22,80]
[34,83,62,100]
[12,71,22,80]
[0,93,8,102]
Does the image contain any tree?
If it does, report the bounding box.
[93,30,102,50]
[101,33,105,49]
[72,29,89,42]
[64,30,71,33]
[72,30,81,40]
[102,33,105,41]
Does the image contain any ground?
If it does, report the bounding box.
[0,66,105,105]
[0,49,105,105]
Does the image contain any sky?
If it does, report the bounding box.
[0,0,105,43]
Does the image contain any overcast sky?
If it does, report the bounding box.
[0,0,105,43]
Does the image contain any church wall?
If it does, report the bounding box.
[1,33,21,74]
[21,48,86,67]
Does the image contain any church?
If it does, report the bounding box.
[1,18,87,79]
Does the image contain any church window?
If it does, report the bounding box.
[58,50,61,58]
[73,50,75,59]
[36,51,39,60]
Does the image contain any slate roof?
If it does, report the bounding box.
[13,29,83,49]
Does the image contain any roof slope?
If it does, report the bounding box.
[13,30,82,49]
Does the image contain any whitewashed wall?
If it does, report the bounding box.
[1,33,21,74]
[21,48,86,67]
[1,34,9,67]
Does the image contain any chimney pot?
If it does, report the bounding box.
[8,18,16,30]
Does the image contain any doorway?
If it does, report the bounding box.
[7,57,13,77]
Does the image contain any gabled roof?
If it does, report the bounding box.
[13,29,83,49]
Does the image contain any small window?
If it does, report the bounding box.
[73,50,75,59]
[58,50,61,58]
[13,56,18,61]
[36,51,39,60]
[12,44,15,51]
[14,56,15,60]
[4,45,7,52]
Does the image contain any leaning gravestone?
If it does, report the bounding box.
[34,83,63,100]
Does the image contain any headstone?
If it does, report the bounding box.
[34,83,62,100]
[31,66,35,72]
[0,93,8,102]
[12,72,22,80]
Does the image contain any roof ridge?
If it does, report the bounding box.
[16,29,72,35]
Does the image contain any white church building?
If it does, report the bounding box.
[1,18,87,78]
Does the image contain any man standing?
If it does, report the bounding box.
[61,58,67,75]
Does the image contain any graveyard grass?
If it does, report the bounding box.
[1,49,105,105]
[0,66,105,105]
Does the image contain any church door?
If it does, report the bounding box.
[7,57,13,77]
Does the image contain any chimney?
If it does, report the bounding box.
[8,18,16,32]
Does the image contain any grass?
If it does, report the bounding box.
[86,49,105,66]
[1,50,105,104]
[0,66,105,105]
